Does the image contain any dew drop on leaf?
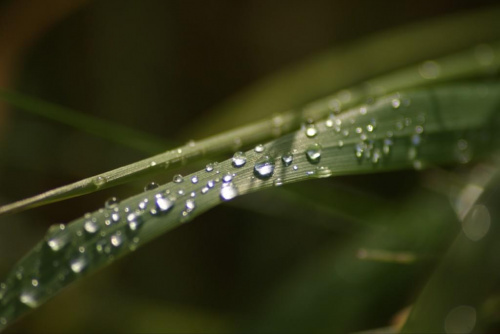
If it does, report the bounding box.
[254,155,276,179]
[305,143,322,164]
[281,152,293,166]
[144,182,159,191]
[254,144,265,153]
[220,183,238,201]
[232,151,247,167]
[191,176,199,184]
[70,255,88,274]
[173,174,184,183]
[45,224,69,252]
[84,220,99,234]
[105,197,119,209]
[305,123,318,138]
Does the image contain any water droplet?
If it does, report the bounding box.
[19,290,39,308]
[110,233,123,247]
[138,199,148,211]
[84,220,99,234]
[173,174,184,183]
[281,152,293,166]
[105,197,119,209]
[391,99,401,109]
[205,163,214,172]
[153,195,174,215]
[254,144,265,153]
[305,143,322,164]
[419,60,440,79]
[305,124,318,138]
[144,182,159,191]
[232,152,247,167]
[93,176,107,187]
[415,125,424,134]
[355,127,363,134]
[220,183,238,201]
[46,224,69,252]
[338,140,344,148]
[355,143,365,160]
[207,180,215,188]
[411,134,421,146]
[149,161,157,167]
[372,148,381,164]
[359,106,367,115]
[31,279,38,287]
[293,165,298,171]
[316,166,332,178]
[185,199,195,212]
[127,212,143,231]
[191,175,199,184]
[70,255,88,273]
[273,178,283,186]
[343,129,350,137]
[254,156,275,179]
[222,173,233,183]
[111,211,120,223]
[201,186,209,194]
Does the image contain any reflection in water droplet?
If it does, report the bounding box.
[144,182,159,192]
[462,204,490,241]
[254,156,276,179]
[306,143,322,164]
[220,183,238,201]
[445,305,476,334]
[173,174,184,183]
[232,152,247,167]
[254,144,265,153]
[282,152,293,166]
[46,224,69,252]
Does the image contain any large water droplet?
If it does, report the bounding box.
[232,152,247,167]
[153,194,174,215]
[305,143,322,164]
[254,156,275,179]
[281,152,293,166]
[45,224,69,252]
[220,183,238,201]
[254,144,265,153]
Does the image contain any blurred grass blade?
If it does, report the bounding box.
[0,81,499,329]
[1,40,499,216]
[187,5,500,136]
[0,90,169,154]
[401,159,500,333]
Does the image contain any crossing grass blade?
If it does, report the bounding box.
[0,81,499,329]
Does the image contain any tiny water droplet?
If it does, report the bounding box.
[281,152,293,166]
[254,144,265,153]
[254,156,276,179]
[201,186,209,194]
[127,212,143,231]
[220,183,238,201]
[232,151,247,167]
[359,106,367,115]
[305,123,318,138]
[305,143,322,164]
[383,138,393,155]
[293,165,298,171]
[191,175,199,184]
[173,174,184,183]
[338,140,344,148]
[207,180,215,188]
[149,161,157,167]
[144,182,159,191]
[355,143,365,159]
[205,163,214,172]
[372,148,381,164]
[273,178,283,186]
[93,176,107,187]
[222,173,233,183]
[105,197,119,209]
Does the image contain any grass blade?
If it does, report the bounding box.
[0,81,499,329]
[1,40,499,216]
